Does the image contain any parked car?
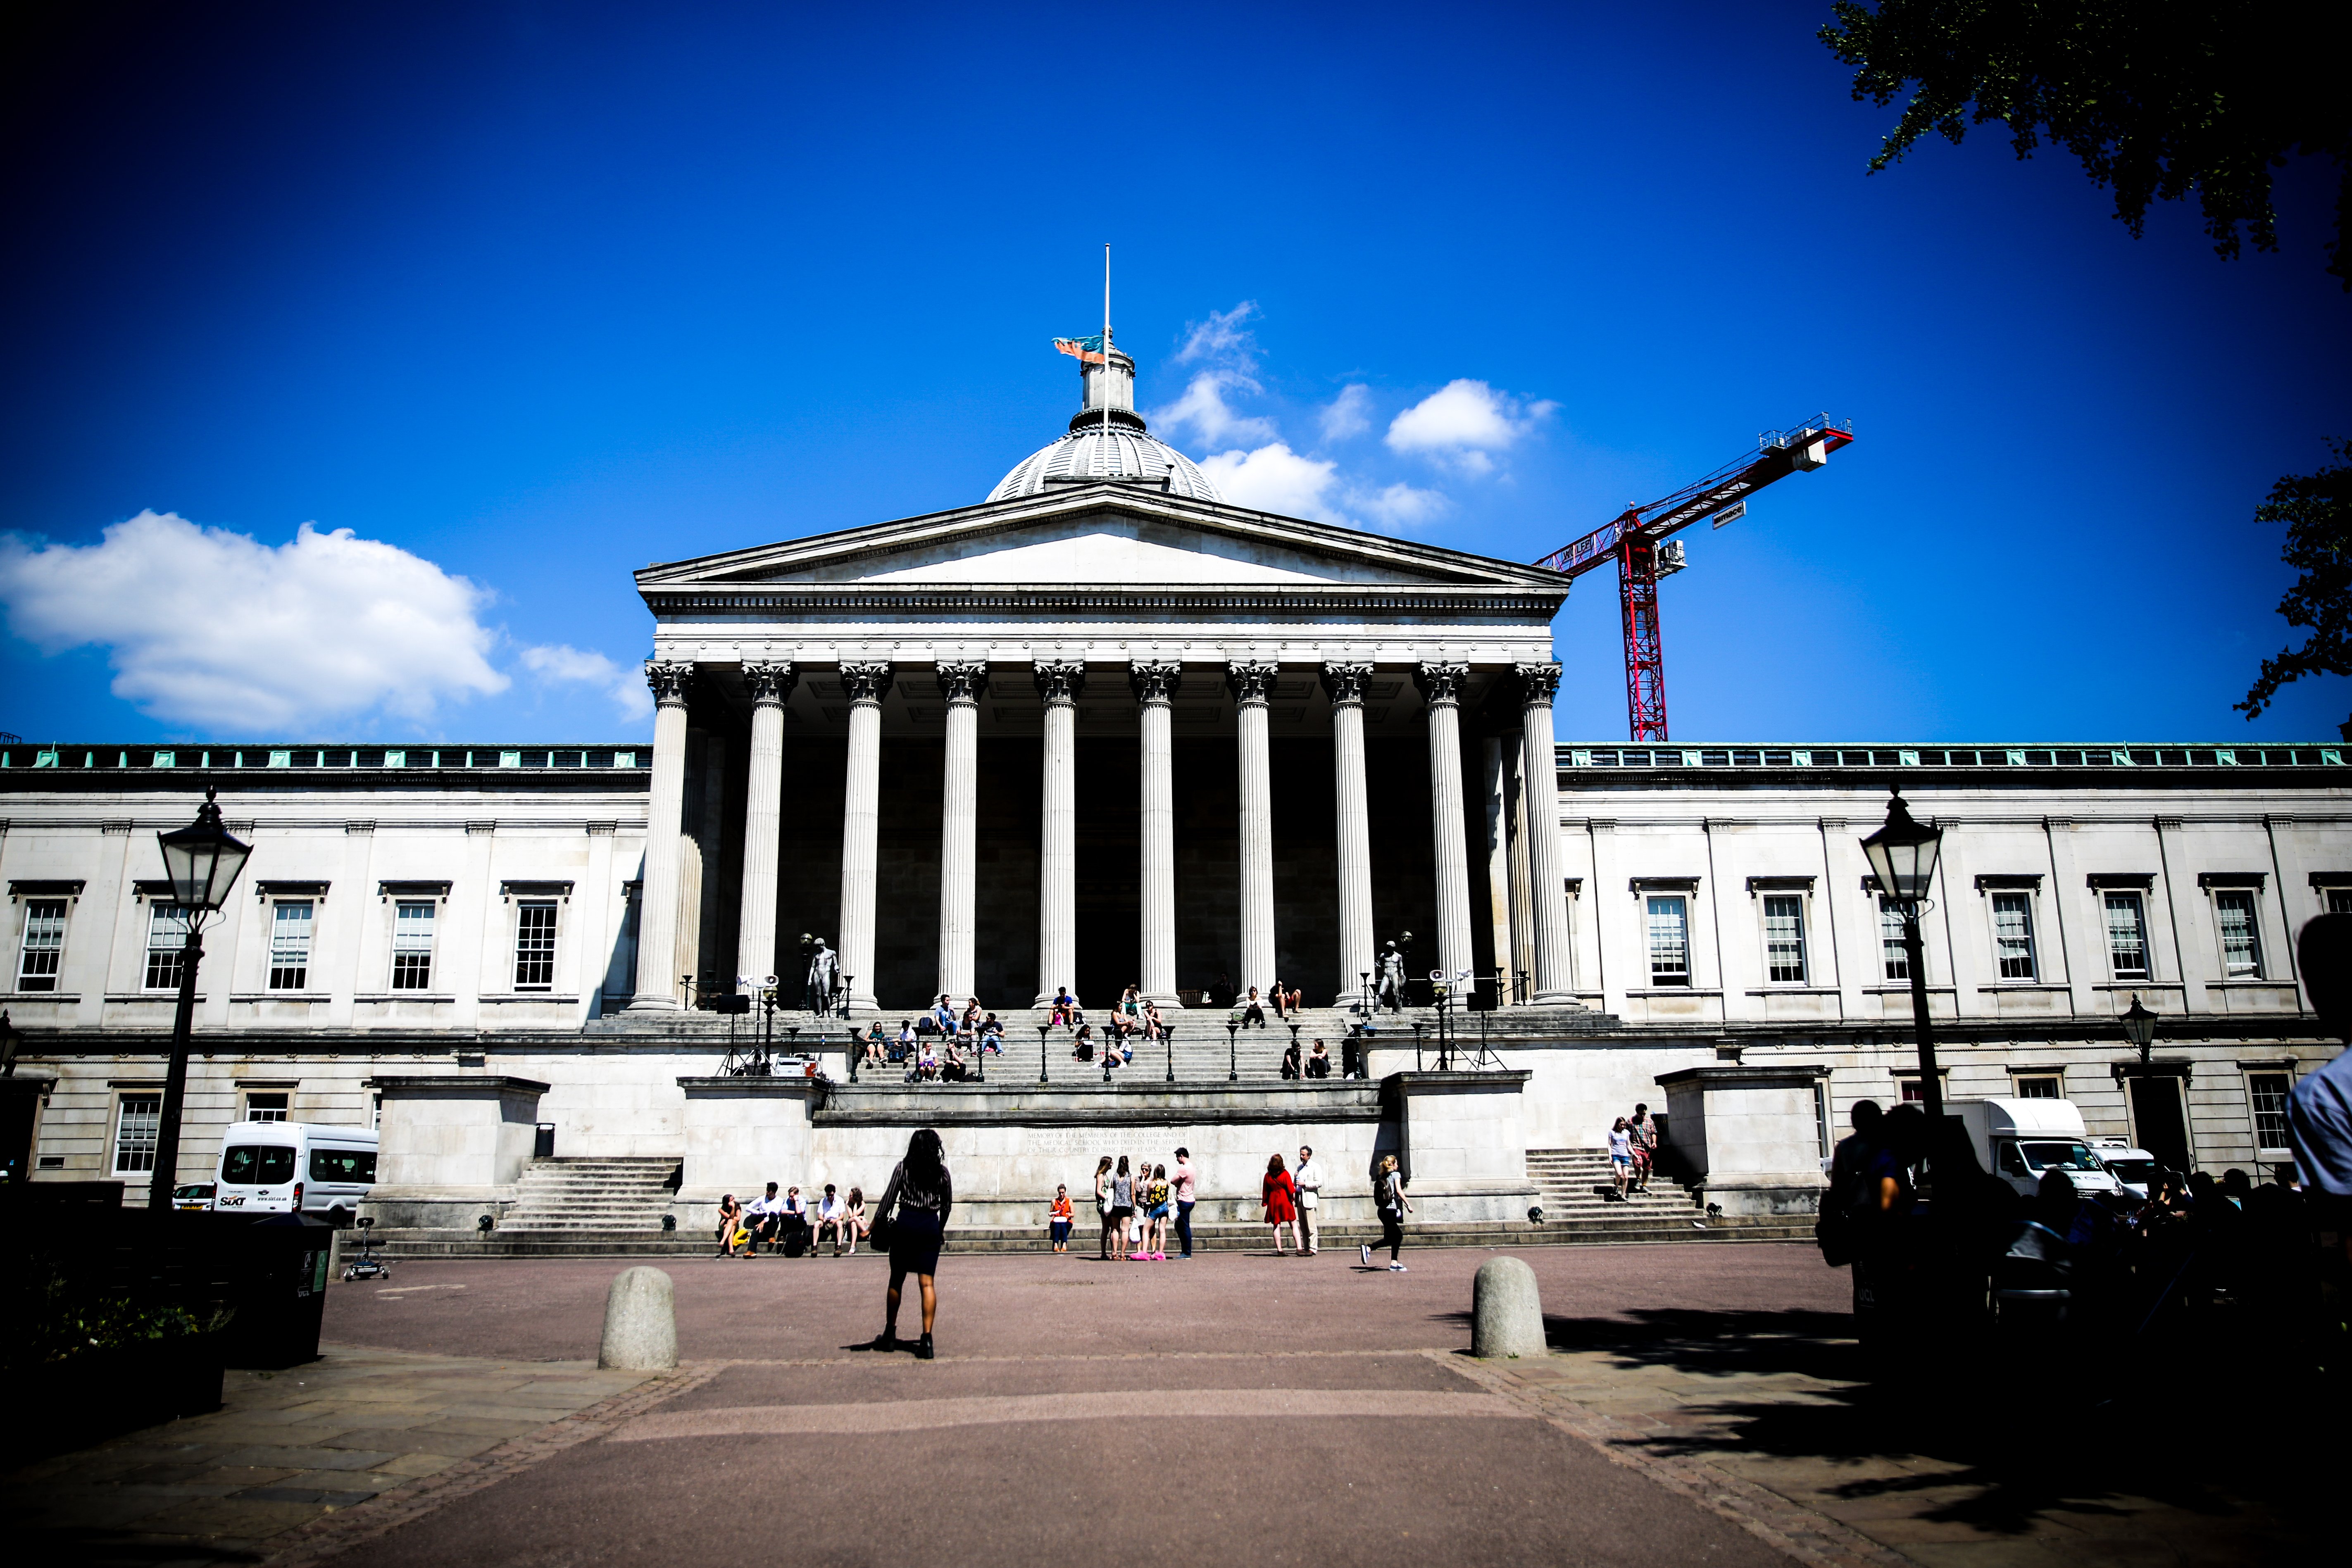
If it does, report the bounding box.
[211,1119,379,1224]
[2090,1137,2163,1202]
[172,1182,216,1211]
[1952,1098,2122,1199]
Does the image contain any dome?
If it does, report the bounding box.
[988,423,1224,503]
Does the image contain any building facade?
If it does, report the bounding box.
[3,342,2342,1231]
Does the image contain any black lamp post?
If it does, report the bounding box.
[1412,1021,1424,1072]
[2121,993,2159,1064]
[1860,789,1946,1119]
[1164,1025,1175,1083]
[148,788,252,1210]
[1226,1022,1238,1083]
[1038,1023,1051,1084]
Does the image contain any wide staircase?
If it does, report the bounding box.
[497,1157,682,1238]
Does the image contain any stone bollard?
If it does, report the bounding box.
[1471,1255,1546,1359]
[598,1266,678,1370]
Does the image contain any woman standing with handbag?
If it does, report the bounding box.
[1360,1155,1411,1271]
[862,1128,954,1360]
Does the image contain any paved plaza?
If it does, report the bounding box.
[4,1242,2317,1568]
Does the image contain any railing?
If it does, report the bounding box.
[0,745,648,771]
[1562,744,2343,771]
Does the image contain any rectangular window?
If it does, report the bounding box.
[1992,892,2038,980]
[144,903,190,990]
[2247,1072,2292,1151]
[310,1147,378,1183]
[2213,890,2262,977]
[16,898,66,991]
[2328,887,2352,915]
[113,1093,161,1173]
[269,901,314,990]
[390,900,435,990]
[1894,1072,1947,1104]
[1762,895,1807,983]
[243,1091,289,1122]
[1645,896,1689,986]
[1878,897,1909,981]
[2012,1073,2063,1100]
[2104,892,2151,981]
[514,900,558,990]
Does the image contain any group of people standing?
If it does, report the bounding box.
[1089,1149,1196,1259]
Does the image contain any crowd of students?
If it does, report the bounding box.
[712,1180,865,1258]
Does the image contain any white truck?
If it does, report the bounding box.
[1952,1098,2121,1200]
[2090,1136,2163,1201]
[210,1120,380,1224]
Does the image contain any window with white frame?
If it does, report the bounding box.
[391,901,435,990]
[2213,890,2262,977]
[514,900,558,990]
[2246,1072,2292,1152]
[16,899,66,992]
[242,1090,289,1122]
[2104,892,2151,981]
[113,1092,161,1173]
[144,902,190,990]
[1645,896,1689,986]
[1878,897,1909,981]
[1991,892,2038,980]
[2011,1072,2063,1099]
[1762,895,1807,983]
[268,900,314,990]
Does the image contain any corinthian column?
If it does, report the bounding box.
[1034,659,1084,1005]
[836,661,892,1014]
[1131,660,1182,1005]
[735,661,796,995]
[1228,659,1279,999]
[1516,661,1577,1003]
[935,660,987,1002]
[628,659,695,1011]
[1322,660,1375,1010]
[1416,660,1476,990]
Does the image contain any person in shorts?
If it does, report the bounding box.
[1608,1117,1635,1201]
[1107,1156,1136,1260]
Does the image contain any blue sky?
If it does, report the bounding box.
[2,2,2346,745]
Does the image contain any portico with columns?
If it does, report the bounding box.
[623,343,1580,1018]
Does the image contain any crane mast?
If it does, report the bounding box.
[1535,415,1854,743]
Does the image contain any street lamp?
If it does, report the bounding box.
[148,788,252,1210]
[1038,1023,1051,1085]
[1226,1022,1238,1083]
[1164,1024,1175,1083]
[1859,789,1945,1118]
[2121,993,2159,1064]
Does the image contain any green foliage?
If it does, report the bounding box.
[2238,439,2352,738]
[0,1251,225,1375]
[1820,1,2352,286]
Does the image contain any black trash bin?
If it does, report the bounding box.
[222,1214,336,1368]
[534,1123,556,1159]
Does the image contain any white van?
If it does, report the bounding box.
[1952,1098,2121,1199]
[2090,1136,2163,1202]
[211,1120,380,1224]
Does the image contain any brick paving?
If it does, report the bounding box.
[3,1245,2311,1566]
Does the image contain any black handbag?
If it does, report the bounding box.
[867,1205,895,1249]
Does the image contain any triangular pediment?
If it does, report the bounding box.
[638,484,1566,594]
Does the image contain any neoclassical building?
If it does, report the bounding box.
[3,339,2344,1240]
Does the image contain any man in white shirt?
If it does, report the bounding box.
[1294,1145,1322,1255]
[813,1183,848,1256]
[746,1182,785,1252]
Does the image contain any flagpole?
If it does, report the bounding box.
[1102,243,1111,440]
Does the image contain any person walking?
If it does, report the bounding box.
[1294,1145,1322,1255]
[1092,1155,1116,1258]
[1628,1102,1657,1194]
[1607,1117,1635,1202]
[1361,1154,1411,1270]
[863,1128,953,1360]
[1049,1185,1074,1253]
[1263,1154,1300,1254]
[1172,1147,1197,1259]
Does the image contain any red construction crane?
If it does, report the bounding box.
[1534,414,1854,742]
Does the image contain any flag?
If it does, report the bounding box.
[1053,334,1107,365]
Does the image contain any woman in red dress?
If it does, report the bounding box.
[1262,1153,1301,1255]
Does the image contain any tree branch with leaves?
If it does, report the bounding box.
[1821,1,2352,287]
[2238,439,2352,738]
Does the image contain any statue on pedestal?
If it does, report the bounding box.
[804,938,839,1016]
[1376,942,1406,1013]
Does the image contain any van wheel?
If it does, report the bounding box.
[329,1206,352,1228]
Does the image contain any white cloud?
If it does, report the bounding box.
[1385,379,1557,473]
[1197,443,1342,519]
[1174,301,1260,366]
[1352,481,1449,528]
[521,643,654,721]
[1152,370,1279,447]
[0,510,509,733]
[1320,383,1374,442]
